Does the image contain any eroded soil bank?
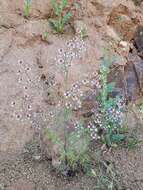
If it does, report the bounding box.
[0,0,143,189]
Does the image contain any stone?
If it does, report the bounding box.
[119,41,129,48]
[108,4,138,41]
[105,25,121,41]
[125,62,139,101]
[134,25,143,56]
[133,60,143,93]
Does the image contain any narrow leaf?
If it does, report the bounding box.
[62,12,73,25]
[111,134,125,142]
[60,0,68,10]
[51,0,60,16]
[107,82,115,93]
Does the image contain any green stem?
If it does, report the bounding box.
[59,14,64,33]
[63,68,69,165]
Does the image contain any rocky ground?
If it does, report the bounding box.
[0,0,143,189]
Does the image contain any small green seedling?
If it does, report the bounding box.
[73,2,80,9]
[49,0,73,34]
[79,27,88,39]
[42,32,49,42]
[24,0,32,18]
[139,103,143,113]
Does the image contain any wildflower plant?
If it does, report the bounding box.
[95,151,121,190]
[44,36,91,174]
[43,36,126,174]
[93,55,126,147]
[49,0,73,33]
[67,55,126,146]
[24,0,32,18]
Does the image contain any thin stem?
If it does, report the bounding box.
[63,65,69,165]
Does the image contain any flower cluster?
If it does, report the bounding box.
[87,97,125,140]
[64,83,82,110]
[74,121,84,137]
[87,122,100,140]
[55,37,86,74]
[64,74,125,141]
[63,71,101,110]
[73,107,121,141]
[105,97,125,126]
[10,57,43,129]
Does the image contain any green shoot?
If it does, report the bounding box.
[24,0,32,18]
[42,32,49,42]
[79,27,88,39]
[49,0,73,34]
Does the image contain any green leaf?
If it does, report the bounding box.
[49,19,59,31]
[104,134,112,147]
[60,0,68,10]
[45,128,61,144]
[119,127,128,134]
[139,103,143,113]
[111,134,125,142]
[62,12,73,25]
[107,82,115,93]
[104,98,115,109]
[51,0,60,16]
[74,2,80,9]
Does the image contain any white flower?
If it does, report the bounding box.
[82,79,89,85]
[64,91,71,98]
[18,78,23,83]
[72,95,78,101]
[58,48,64,54]
[26,114,31,119]
[25,67,31,71]
[11,101,16,107]
[18,60,23,64]
[65,102,72,109]
[27,105,32,110]
[57,58,65,65]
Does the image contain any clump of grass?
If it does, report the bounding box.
[24,0,32,18]
[49,0,73,34]
[123,128,142,150]
[94,151,122,190]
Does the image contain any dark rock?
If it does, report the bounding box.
[133,60,143,93]
[134,25,143,57]
[125,62,139,101]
